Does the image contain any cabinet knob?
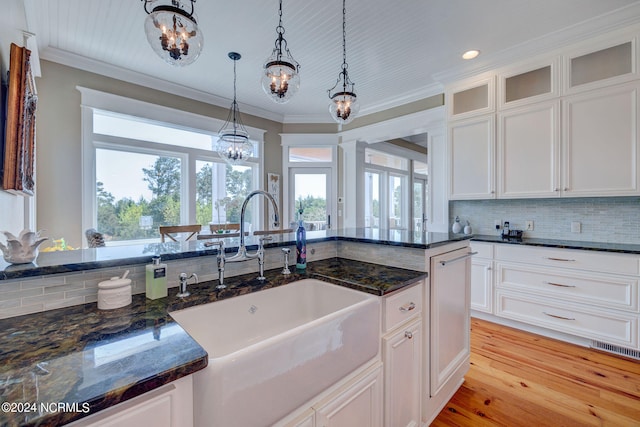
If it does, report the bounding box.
[405,331,413,339]
[554,188,560,192]
[563,187,569,191]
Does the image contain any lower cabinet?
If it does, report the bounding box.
[470,242,494,313]
[423,242,472,424]
[68,375,193,427]
[471,242,640,351]
[383,318,422,427]
[280,363,383,427]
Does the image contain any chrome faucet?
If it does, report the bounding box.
[209,240,226,289]
[227,190,280,263]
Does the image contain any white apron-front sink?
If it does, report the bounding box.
[170,278,380,427]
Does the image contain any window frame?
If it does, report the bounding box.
[78,87,265,245]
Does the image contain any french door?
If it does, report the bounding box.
[289,168,332,230]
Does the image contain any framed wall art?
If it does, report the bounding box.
[1,43,37,196]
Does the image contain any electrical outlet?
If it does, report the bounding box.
[494,220,501,231]
[525,220,534,231]
[571,221,581,233]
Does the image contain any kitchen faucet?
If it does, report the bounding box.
[226,190,280,269]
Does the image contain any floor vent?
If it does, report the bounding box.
[591,340,640,360]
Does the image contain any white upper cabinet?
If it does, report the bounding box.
[562,82,640,196]
[447,28,640,200]
[564,37,637,95]
[498,58,560,109]
[448,114,495,199]
[447,76,495,120]
[497,100,561,198]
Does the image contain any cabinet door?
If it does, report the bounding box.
[498,101,560,198]
[449,115,495,199]
[315,365,382,427]
[69,376,193,427]
[383,318,422,427]
[471,257,493,313]
[562,82,640,196]
[430,247,471,396]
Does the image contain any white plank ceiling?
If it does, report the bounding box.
[15,0,640,122]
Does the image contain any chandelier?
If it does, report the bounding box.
[215,52,253,166]
[327,0,359,124]
[261,0,300,103]
[141,0,203,66]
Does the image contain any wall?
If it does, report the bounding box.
[450,197,640,244]
[35,60,284,248]
[0,0,30,233]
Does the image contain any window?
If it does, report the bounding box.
[281,135,338,230]
[363,146,424,232]
[85,105,261,245]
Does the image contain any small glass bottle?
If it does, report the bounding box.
[296,206,307,270]
[146,256,168,299]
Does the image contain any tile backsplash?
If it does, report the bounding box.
[450,197,640,244]
[0,241,337,320]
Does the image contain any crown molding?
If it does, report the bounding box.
[433,2,640,84]
[39,47,286,123]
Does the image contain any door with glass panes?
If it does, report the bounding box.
[289,168,332,230]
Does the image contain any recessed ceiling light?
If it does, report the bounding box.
[462,50,480,60]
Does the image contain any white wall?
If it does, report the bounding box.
[0,0,33,235]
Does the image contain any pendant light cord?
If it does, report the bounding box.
[232,57,238,132]
[341,0,348,91]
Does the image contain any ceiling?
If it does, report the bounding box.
[13,0,640,123]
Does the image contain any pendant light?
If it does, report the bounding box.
[141,0,203,66]
[261,0,300,103]
[215,52,253,166]
[327,0,359,124]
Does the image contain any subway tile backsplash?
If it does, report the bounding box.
[0,241,337,320]
[450,197,640,244]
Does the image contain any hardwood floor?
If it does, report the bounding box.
[430,318,640,427]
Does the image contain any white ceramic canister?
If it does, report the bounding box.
[98,271,132,310]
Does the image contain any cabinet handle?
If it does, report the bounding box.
[554,188,560,192]
[405,331,413,339]
[399,302,416,313]
[543,312,575,321]
[563,187,569,191]
[440,251,478,266]
[544,257,576,262]
[545,281,576,288]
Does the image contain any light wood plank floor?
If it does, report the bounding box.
[431,318,640,427]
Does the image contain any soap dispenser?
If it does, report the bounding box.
[146,256,168,299]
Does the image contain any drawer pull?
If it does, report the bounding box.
[544,257,576,262]
[545,281,576,288]
[543,312,575,321]
[405,331,413,339]
[399,302,416,313]
[440,251,478,266]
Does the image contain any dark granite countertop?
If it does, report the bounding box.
[0,257,425,426]
[0,228,466,281]
[470,234,640,254]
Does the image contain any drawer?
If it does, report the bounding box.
[383,282,423,333]
[495,245,640,275]
[496,290,638,348]
[470,242,493,259]
[496,262,639,312]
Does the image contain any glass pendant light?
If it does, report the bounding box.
[141,0,203,66]
[261,0,300,103]
[327,0,359,125]
[215,52,253,166]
